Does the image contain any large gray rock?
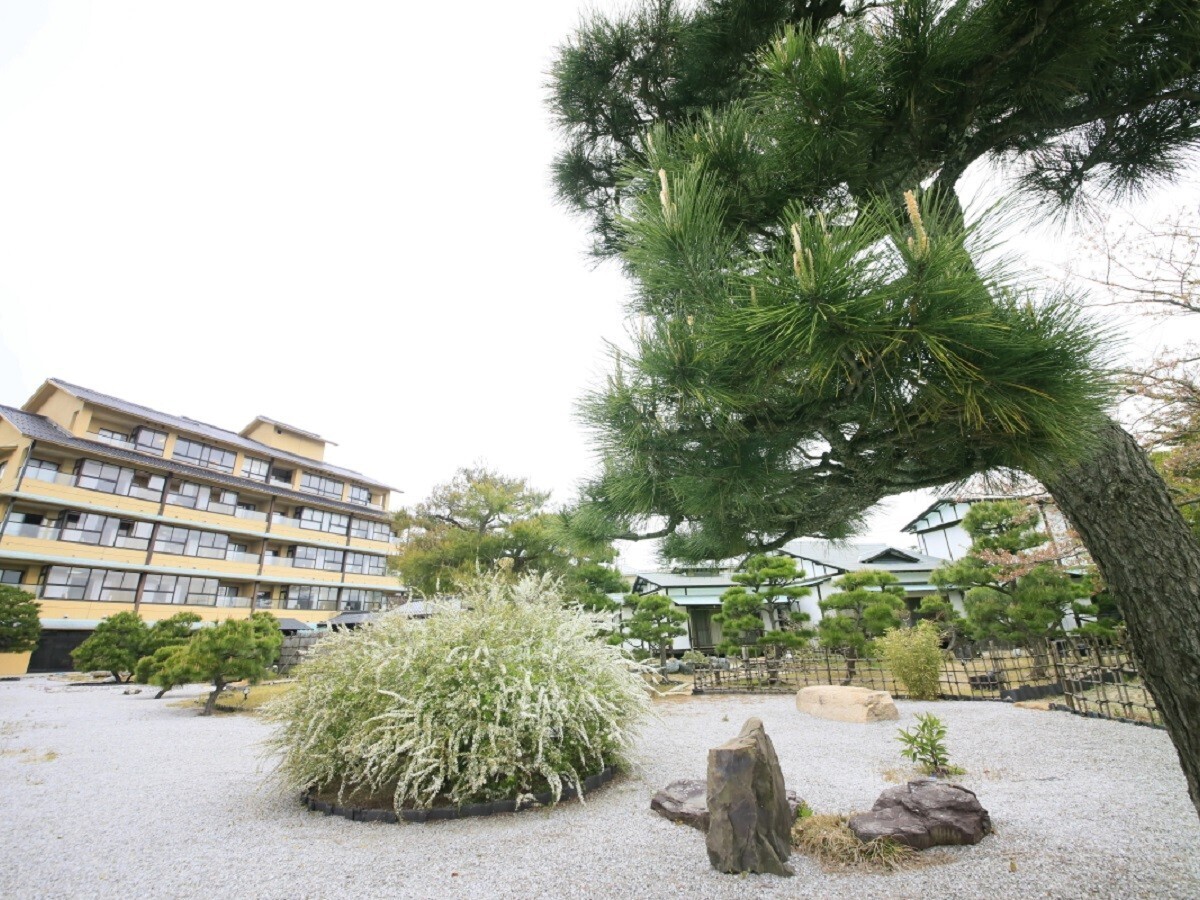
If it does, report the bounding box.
[705,717,794,877]
[849,780,992,850]
[651,779,710,831]
[652,780,806,834]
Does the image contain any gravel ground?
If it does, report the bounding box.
[1,677,1198,900]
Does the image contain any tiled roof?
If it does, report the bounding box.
[632,572,738,590]
[0,404,394,523]
[780,540,946,572]
[43,379,393,490]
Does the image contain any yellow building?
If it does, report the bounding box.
[0,378,400,673]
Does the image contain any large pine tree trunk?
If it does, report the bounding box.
[1041,418,1200,819]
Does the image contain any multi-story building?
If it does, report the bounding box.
[0,378,401,672]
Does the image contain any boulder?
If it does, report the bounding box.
[848,780,992,850]
[705,717,794,876]
[795,685,899,723]
[651,779,710,831]
[652,780,806,834]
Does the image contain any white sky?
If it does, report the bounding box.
[0,1,1194,573]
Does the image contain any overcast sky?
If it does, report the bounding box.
[0,2,1194,572]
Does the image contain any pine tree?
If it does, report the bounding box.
[715,554,812,657]
[71,612,150,682]
[620,594,688,670]
[931,501,1111,643]
[0,585,40,655]
[817,570,906,683]
[142,613,282,715]
[550,0,1200,818]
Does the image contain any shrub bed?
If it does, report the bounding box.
[265,574,649,812]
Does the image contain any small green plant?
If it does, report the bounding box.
[876,622,943,700]
[681,649,708,666]
[897,713,963,776]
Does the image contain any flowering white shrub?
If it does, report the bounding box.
[265,573,649,810]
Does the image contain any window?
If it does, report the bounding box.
[298,507,349,535]
[153,525,228,559]
[282,585,339,611]
[345,552,386,576]
[25,458,60,483]
[172,437,235,473]
[292,545,344,571]
[134,427,167,455]
[128,471,166,502]
[97,427,129,443]
[142,574,218,605]
[300,472,344,500]
[242,456,270,482]
[165,479,236,515]
[339,589,384,612]
[350,518,394,542]
[215,584,247,608]
[0,569,23,586]
[5,511,46,538]
[207,489,238,516]
[75,459,127,494]
[44,566,139,603]
[114,519,154,551]
[348,485,372,506]
[59,512,109,546]
[268,467,294,487]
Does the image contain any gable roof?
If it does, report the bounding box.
[780,539,946,573]
[0,404,393,523]
[31,379,392,491]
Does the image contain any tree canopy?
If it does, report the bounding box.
[0,585,40,655]
[930,500,1111,642]
[550,0,1200,816]
[392,466,625,609]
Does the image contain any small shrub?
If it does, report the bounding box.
[264,573,650,811]
[681,649,708,666]
[791,813,916,871]
[897,713,963,776]
[0,585,40,654]
[876,622,943,700]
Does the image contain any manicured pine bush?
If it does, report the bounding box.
[264,573,649,810]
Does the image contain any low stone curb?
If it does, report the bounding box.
[301,766,619,824]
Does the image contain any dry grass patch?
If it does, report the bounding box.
[791,813,944,873]
[167,680,295,712]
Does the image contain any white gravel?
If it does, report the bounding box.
[1,678,1198,900]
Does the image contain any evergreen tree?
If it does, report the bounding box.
[715,554,812,657]
[142,613,282,715]
[620,593,688,670]
[393,466,622,609]
[0,585,40,655]
[931,501,1111,642]
[71,612,150,682]
[550,0,1200,817]
[817,570,906,683]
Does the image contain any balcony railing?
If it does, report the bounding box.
[3,522,59,540]
[224,551,261,565]
[234,507,267,523]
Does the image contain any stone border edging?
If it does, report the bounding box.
[302,765,619,824]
